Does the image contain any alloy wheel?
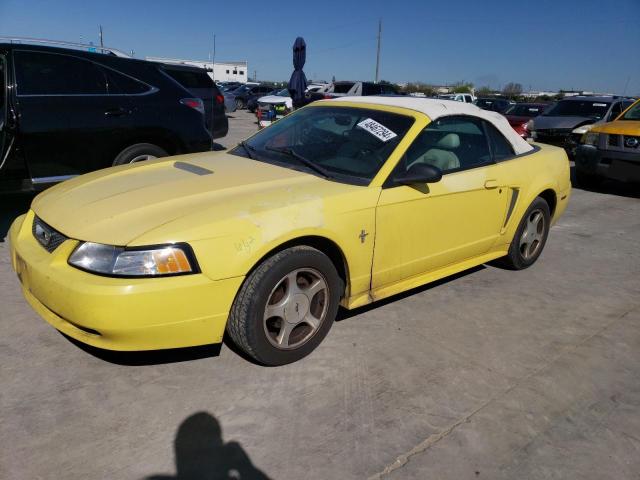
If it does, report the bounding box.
[519,209,545,260]
[263,268,329,350]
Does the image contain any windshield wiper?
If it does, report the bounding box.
[239,141,257,160]
[264,146,332,179]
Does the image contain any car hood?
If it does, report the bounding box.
[533,115,596,130]
[32,152,357,246]
[591,120,640,135]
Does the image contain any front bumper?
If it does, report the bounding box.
[9,211,244,351]
[575,145,640,182]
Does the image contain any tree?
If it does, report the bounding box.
[476,85,493,96]
[502,82,523,98]
[451,81,474,94]
[401,82,436,97]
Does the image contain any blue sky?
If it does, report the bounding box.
[1,0,639,94]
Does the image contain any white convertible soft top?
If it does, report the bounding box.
[326,96,533,155]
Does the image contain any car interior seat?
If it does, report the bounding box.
[408,133,461,171]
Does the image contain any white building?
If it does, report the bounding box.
[146,57,249,83]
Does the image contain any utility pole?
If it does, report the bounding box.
[212,34,216,81]
[375,19,382,83]
[99,25,104,49]
[254,70,257,81]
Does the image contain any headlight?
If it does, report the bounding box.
[572,124,593,135]
[581,132,600,146]
[68,242,196,277]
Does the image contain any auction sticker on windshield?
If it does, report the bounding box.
[357,118,398,142]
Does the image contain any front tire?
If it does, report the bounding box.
[226,246,343,366]
[494,197,551,270]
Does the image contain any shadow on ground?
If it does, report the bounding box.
[570,165,639,199]
[0,193,35,241]
[144,412,271,480]
[62,334,222,366]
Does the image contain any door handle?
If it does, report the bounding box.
[104,108,130,117]
[484,179,499,189]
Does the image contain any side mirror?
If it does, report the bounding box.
[394,163,442,185]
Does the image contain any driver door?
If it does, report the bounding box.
[372,116,509,290]
[0,53,10,170]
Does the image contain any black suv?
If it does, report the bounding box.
[0,42,228,193]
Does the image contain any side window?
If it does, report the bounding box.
[484,121,514,161]
[608,102,622,121]
[103,67,151,94]
[398,116,492,175]
[14,51,107,95]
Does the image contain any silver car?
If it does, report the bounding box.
[223,92,237,113]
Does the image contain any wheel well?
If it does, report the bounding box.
[251,236,349,292]
[113,135,183,160]
[538,189,557,218]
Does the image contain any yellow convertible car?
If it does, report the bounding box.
[9,97,571,365]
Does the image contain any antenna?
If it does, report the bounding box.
[375,19,382,83]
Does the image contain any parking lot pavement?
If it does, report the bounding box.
[1,111,639,479]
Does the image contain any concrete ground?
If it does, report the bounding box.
[1,110,639,480]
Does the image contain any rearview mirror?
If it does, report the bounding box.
[394,163,442,185]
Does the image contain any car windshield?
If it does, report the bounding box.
[232,106,415,185]
[544,100,610,119]
[506,104,545,116]
[620,101,640,121]
[277,88,290,97]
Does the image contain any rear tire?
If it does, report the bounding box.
[235,98,245,110]
[494,197,551,270]
[226,246,343,366]
[112,143,168,166]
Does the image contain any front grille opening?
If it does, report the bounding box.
[608,134,621,147]
[32,216,68,253]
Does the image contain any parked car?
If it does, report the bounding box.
[319,81,399,100]
[528,96,635,157]
[218,81,242,92]
[9,96,570,365]
[231,84,275,110]
[437,93,475,103]
[247,88,291,113]
[474,97,515,113]
[255,89,294,128]
[504,103,549,138]
[159,64,228,140]
[0,40,220,194]
[223,91,237,113]
[575,98,640,187]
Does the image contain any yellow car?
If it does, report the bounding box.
[576,98,640,186]
[9,97,571,365]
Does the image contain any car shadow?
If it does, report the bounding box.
[570,164,640,199]
[61,333,222,366]
[336,265,485,322]
[0,193,35,242]
[143,411,271,480]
